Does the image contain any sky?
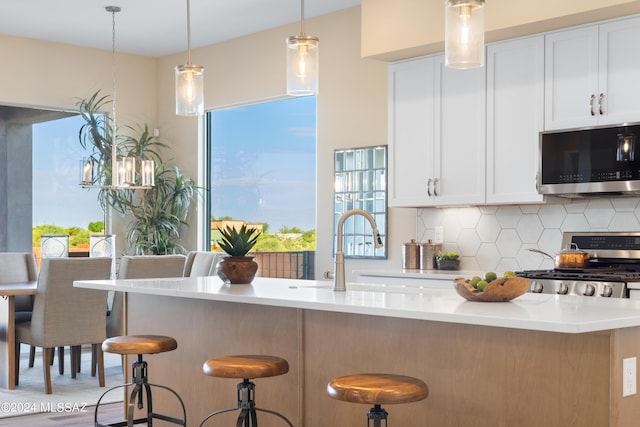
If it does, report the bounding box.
[210,96,317,232]
[31,95,317,233]
[32,115,104,228]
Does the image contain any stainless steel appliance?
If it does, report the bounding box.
[517,231,640,298]
[539,123,640,198]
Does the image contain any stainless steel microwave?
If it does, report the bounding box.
[538,123,640,198]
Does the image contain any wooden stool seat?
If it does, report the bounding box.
[203,355,289,379]
[102,335,178,355]
[327,373,429,405]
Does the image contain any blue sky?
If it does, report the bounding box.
[210,96,317,232]
[32,115,104,228]
[32,96,317,233]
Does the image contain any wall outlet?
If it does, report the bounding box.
[434,226,444,243]
[623,357,636,397]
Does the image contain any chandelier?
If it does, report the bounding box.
[80,6,154,189]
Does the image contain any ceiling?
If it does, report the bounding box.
[0,0,361,58]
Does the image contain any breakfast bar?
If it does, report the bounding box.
[75,276,640,426]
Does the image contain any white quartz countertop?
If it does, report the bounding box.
[74,276,640,334]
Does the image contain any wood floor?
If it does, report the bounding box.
[0,402,122,426]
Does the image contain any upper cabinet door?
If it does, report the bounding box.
[544,26,599,130]
[433,55,486,206]
[486,36,545,204]
[388,57,435,207]
[598,16,640,126]
[545,16,640,130]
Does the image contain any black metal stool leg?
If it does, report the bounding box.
[199,378,293,427]
[94,355,186,427]
[367,404,388,427]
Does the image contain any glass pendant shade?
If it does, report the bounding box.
[445,0,485,69]
[175,63,204,116]
[286,35,319,96]
[141,159,155,186]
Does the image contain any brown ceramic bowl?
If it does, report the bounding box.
[453,276,531,302]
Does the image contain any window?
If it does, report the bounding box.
[206,97,317,276]
[32,114,103,253]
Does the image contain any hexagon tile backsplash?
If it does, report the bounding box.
[416,198,640,272]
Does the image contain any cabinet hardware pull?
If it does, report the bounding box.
[433,178,439,197]
[598,93,604,115]
[590,94,595,116]
[427,178,432,197]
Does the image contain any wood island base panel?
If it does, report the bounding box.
[74,277,640,426]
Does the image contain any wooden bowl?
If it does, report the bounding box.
[453,277,531,302]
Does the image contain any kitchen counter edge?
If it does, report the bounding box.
[74,276,640,335]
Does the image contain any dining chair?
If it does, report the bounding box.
[183,251,220,277]
[0,252,39,366]
[14,257,112,394]
[0,252,38,322]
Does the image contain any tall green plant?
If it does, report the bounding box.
[77,90,199,255]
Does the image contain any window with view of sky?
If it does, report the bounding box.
[32,114,103,228]
[208,96,317,233]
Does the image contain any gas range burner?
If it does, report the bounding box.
[519,232,640,298]
[516,269,640,282]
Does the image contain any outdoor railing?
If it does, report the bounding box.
[254,251,315,280]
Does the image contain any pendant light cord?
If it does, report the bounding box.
[186,0,192,65]
[110,7,117,145]
[105,5,120,186]
[300,0,306,35]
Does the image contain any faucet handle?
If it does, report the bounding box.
[373,228,383,248]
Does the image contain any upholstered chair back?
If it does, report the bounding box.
[28,257,111,348]
[183,251,220,277]
[0,252,38,313]
[118,254,187,279]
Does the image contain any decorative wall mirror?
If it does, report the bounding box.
[333,145,387,259]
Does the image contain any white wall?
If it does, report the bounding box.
[0,35,157,127]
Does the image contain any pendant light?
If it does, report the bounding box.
[175,0,204,116]
[286,0,319,96]
[80,6,154,189]
[444,0,485,69]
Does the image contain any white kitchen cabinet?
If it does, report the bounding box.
[544,16,640,130]
[388,55,485,207]
[486,36,545,204]
[388,57,434,207]
[433,55,486,206]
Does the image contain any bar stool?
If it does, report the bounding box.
[327,373,429,427]
[94,335,187,427]
[199,355,294,427]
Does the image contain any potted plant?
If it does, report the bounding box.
[77,91,198,255]
[216,224,262,284]
[435,251,460,270]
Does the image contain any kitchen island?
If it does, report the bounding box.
[75,276,640,426]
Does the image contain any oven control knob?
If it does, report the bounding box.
[584,283,596,296]
[558,283,569,295]
[531,281,544,293]
[601,285,613,298]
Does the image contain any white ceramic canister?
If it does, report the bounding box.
[420,240,442,270]
[402,239,421,269]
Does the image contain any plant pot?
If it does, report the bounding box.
[436,259,460,270]
[216,256,258,284]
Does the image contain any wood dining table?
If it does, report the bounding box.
[0,282,37,389]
